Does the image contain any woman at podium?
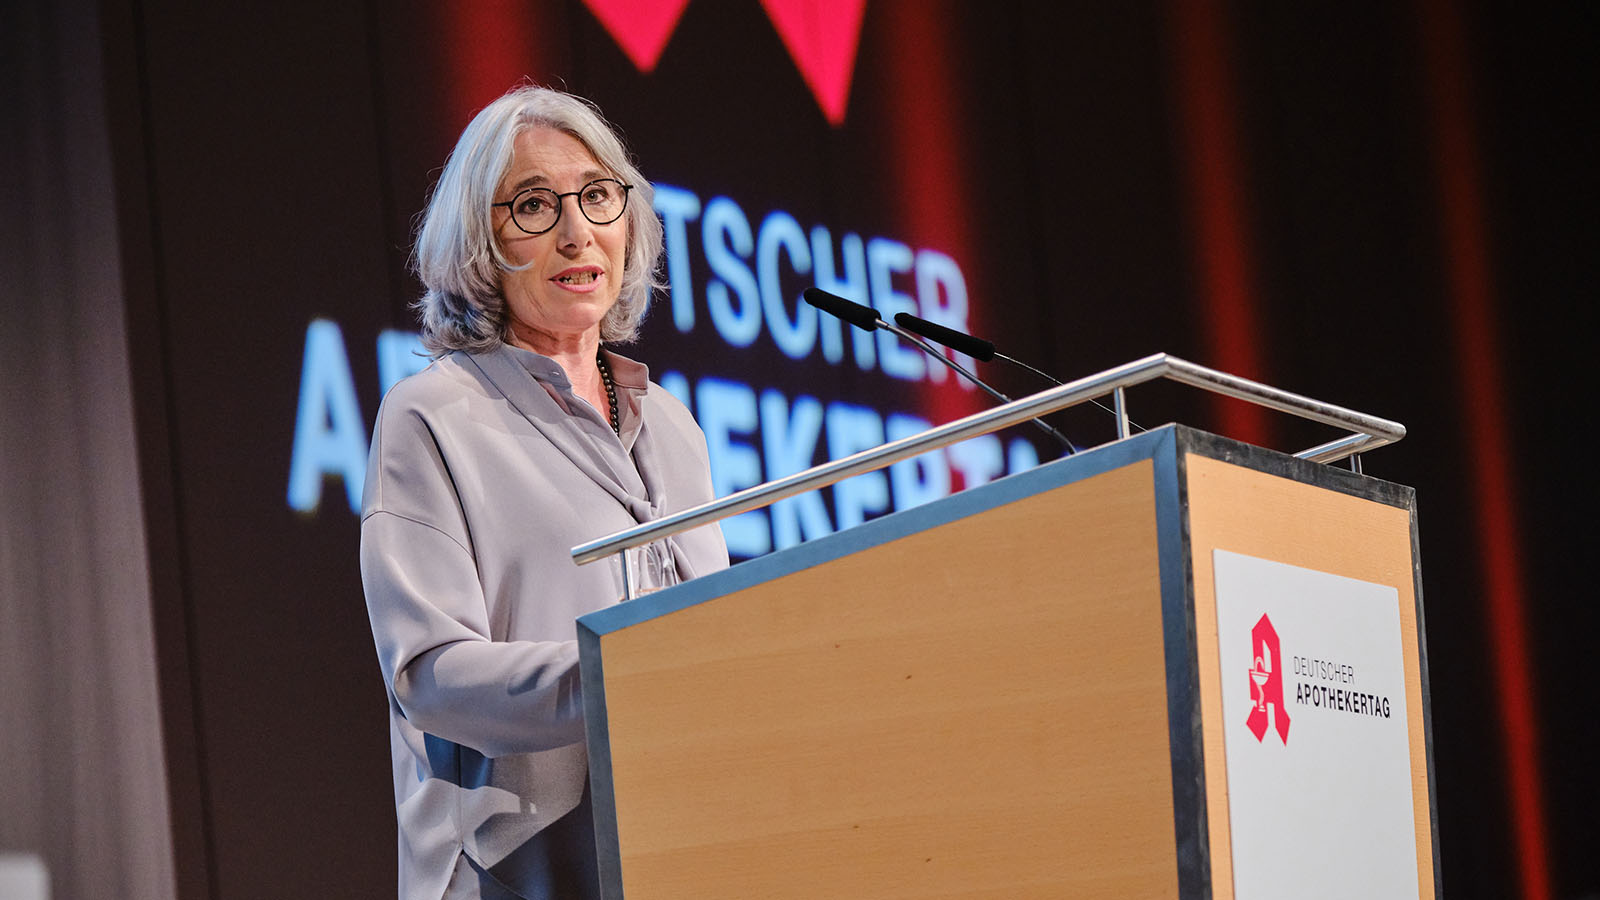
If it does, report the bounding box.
[359,84,729,900]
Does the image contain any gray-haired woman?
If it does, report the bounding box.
[360,85,729,900]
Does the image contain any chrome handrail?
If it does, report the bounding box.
[572,353,1404,575]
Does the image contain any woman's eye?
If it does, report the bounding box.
[583,186,611,204]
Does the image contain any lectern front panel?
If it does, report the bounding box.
[590,459,1177,899]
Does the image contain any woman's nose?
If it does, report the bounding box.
[554,196,592,249]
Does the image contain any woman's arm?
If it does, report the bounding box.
[360,510,587,757]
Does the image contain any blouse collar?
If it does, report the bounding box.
[498,342,651,448]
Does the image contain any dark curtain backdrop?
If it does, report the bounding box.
[3,0,1593,898]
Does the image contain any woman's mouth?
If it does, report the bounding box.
[552,268,603,286]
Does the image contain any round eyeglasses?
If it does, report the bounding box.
[492,178,632,236]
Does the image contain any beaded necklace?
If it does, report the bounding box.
[595,350,620,435]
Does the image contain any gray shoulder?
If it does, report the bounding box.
[645,382,703,436]
[377,352,488,418]
[363,353,485,520]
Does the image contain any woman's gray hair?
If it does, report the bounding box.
[413,85,663,353]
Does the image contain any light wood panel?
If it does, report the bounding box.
[1183,453,1432,900]
[599,460,1178,899]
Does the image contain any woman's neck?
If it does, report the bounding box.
[507,325,608,418]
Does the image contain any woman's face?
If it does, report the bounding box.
[493,126,628,350]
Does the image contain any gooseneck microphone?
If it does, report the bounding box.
[802,288,1079,454]
[893,311,1143,433]
[889,314,997,362]
[802,287,881,331]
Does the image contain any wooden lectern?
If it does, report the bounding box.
[573,360,1438,900]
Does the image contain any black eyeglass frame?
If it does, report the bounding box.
[491,179,634,236]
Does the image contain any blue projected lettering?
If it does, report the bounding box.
[694,376,769,557]
[377,329,429,394]
[948,434,1005,489]
[702,197,763,347]
[654,184,702,333]
[825,402,890,530]
[866,237,923,381]
[287,319,367,513]
[759,390,831,550]
[290,182,1050,559]
[812,227,874,369]
[886,413,949,511]
[755,211,816,360]
[657,187,981,382]
[657,370,691,409]
[1008,437,1041,473]
[914,249,974,385]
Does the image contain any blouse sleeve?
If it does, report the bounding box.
[359,395,587,758]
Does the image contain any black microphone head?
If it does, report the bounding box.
[892,312,997,361]
[803,287,880,331]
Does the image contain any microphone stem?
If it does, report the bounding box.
[881,320,1079,454]
[995,352,1143,433]
[994,352,1062,386]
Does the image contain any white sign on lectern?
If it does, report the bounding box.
[1213,549,1419,900]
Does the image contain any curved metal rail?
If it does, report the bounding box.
[572,353,1405,585]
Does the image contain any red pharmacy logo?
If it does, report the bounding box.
[1246,614,1291,744]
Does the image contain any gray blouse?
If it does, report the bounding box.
[360,343,728,899]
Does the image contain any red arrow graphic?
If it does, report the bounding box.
[759,0,868,125]
[580,0,867,125]
[580,0,692,72]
